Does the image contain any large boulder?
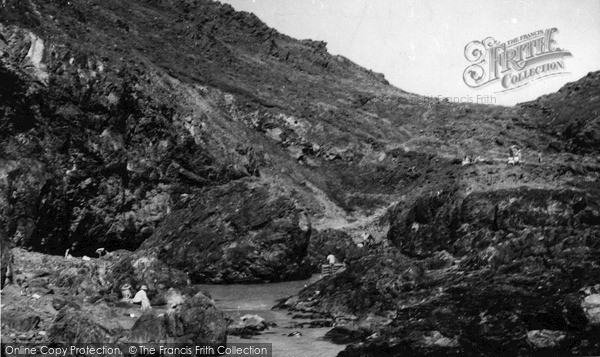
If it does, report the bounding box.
[227,314,275,337]
[107,251,191,296]
[127,292,226,346]
[49,306,124,344]
[142,179,312,283]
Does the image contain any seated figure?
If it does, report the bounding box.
[132,284,152,311]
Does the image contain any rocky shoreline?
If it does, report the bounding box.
[1,247,226,348]
[1,0,600,356]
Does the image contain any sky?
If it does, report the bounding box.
[221,0,600,106]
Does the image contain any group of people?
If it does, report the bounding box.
[508,145,522,165]
[64,243,109,259]
[120,283,152,311]
[461,145,531,166]
[356,232,376,248]
[461,155,484,166]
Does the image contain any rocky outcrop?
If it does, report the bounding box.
[306,229,364,271]
[2,0,600,354]
[227,314,275,338]
[49,307,122,344]
[389,187,600,260]
[0,19,250,257]
[285,185,600,356]
[520,71,600,154]
[108,250,191,295]
[2,248,225,347]
[2,309,41,332]
[127,293,226,346]
[142,179,312,283]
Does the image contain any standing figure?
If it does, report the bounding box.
[65,242,78,258]
[326,253,337,266]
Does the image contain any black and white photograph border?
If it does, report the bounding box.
[1,1,599,356]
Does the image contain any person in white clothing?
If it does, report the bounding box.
[326,254,336,265]
[132,284,152,311]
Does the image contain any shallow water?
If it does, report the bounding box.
[198,275,346,357]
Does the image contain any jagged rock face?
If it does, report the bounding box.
[127,293,226,346]
[520,71,600,154]
[49,307,122,345]
[0,0,397,257]
[306,228,363,271]
[108,250,191,294]
[0,19,246,255]
[291,247,600,356]
[287,185,600,356]
[2,0,600,354]
[142,179,312,283]
[389,187,600,260]
[50,294,226,346]
[2,309,41,332]
[3,247,224,346]
[2,0,596,263]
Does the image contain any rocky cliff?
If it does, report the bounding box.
[1,0,600,355]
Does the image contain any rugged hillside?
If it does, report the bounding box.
[1,0,600,355]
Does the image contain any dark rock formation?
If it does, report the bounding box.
[142,179,312,283]
[286,185,600,355]
[389,187,600,260]
[2,248,225,347]
[521,71,600,154]
[49,307,122,344]
[127,293,226,346]
[2,309,41,332]
[1,0,600,354]
[108,250,191,294]
[306,229,364,270]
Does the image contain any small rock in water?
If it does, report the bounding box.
[240,314,265,324]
